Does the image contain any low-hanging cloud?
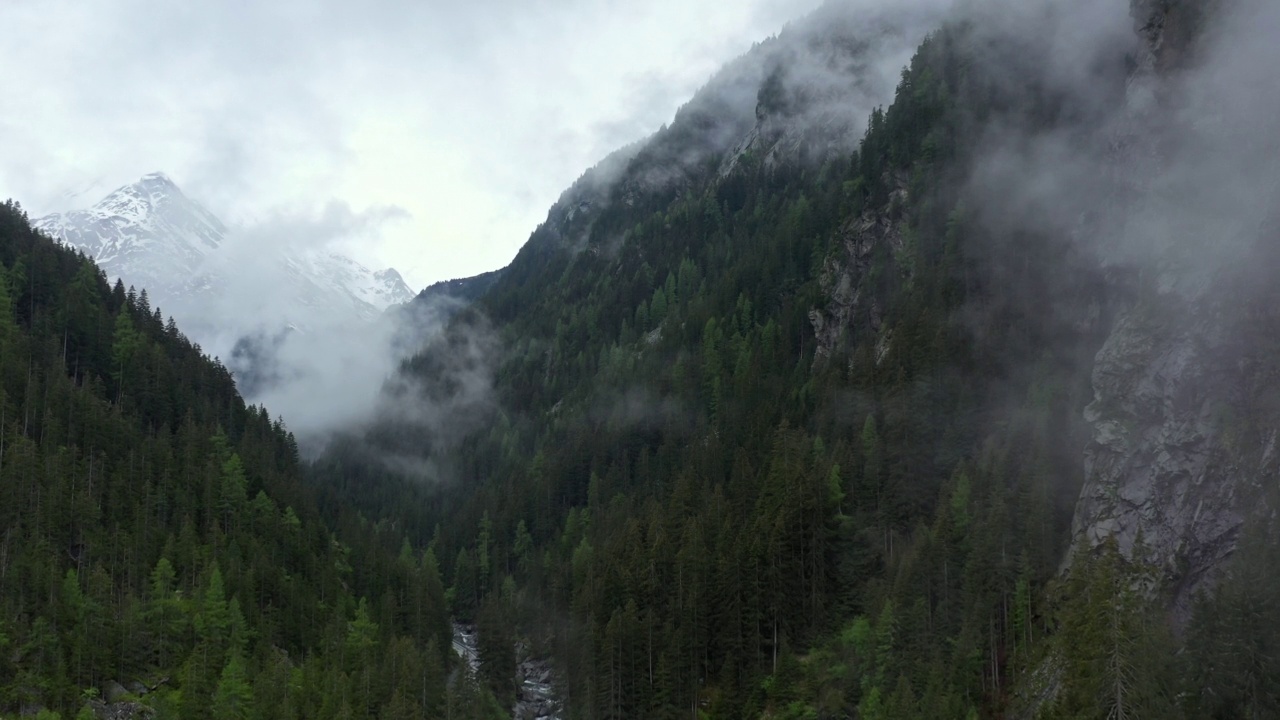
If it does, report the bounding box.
[929,0,1280,604]
[957,0,1280,286]
[160,200,432,444]
[332,309,501,481]
[537,0,957,260]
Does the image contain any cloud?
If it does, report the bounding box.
[332,308,501,480]
[308,0,959,472]
[920,0,1280,599]
[957,0,1280,286]
[151,202,416,442]
[0,0,833,289]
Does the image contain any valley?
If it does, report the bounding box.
[3,0,1280,718]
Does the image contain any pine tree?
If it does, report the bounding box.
[210,651,253,720]
[476,595,516,709]
[1052,538,1178,719]
[110,309,139,397]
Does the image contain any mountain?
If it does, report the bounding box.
[33,174,419,430]
[34,173,416,335]
[399,268,507,333]
[274,251,415,324]
[35,172,225,303]
[312,0,1280,717]
[1066,0,1280,632]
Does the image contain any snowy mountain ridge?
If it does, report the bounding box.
[34,173,416,333]
[36,172,225,302]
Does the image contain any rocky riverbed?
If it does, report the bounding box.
[453,623,562,720]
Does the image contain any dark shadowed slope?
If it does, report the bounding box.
[0,201,509,719]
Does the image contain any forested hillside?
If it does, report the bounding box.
[313,0,1280,718]
[0,201,503,719]
[345,19,1113,717]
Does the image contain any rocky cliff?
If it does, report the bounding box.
[1071,0,1278,617]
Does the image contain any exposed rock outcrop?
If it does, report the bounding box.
[514,642,561,720]
[85,699,155,720]
[809,176,906,366]
[454,623,563,720]
[809,213,895,365]
[806,0,1269,618]
[1070,296,1252,615]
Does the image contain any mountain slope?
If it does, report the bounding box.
[414,268,505,310]
[318,1,1087,715]
[1066,0,1280,620]
[0,200,509,719]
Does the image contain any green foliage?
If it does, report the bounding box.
[0,202,471,718]
[1047,538,1180,719]
[476,596,517,708]
[1181,518,1280,719]
[110,308,139,390]
[210,652,253,720]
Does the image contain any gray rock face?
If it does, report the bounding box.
[805,0,1270,617]
[86,699,155,720]
[514,644,562,720]
[102,680,131,703]
[1070,299,1249,613]
[1130,0,1214,75]
[809,203,900,365]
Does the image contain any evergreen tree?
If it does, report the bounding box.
[210,652,253,720]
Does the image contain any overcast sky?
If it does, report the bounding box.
[0,0,824,289]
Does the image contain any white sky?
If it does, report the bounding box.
[0,0,823,289]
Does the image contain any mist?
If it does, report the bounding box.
[152,201,448,446]
[958,0,1280,278]
[222,0,1280,497]
[219,0,962,460]
[534,0,957,265]
[914,0,1280,603]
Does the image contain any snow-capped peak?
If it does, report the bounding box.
[35,173,226,301]
[278,248,417,319]
[34,172,416,334]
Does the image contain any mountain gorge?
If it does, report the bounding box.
[319,0,1280,717]
[5,0,1280,718]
